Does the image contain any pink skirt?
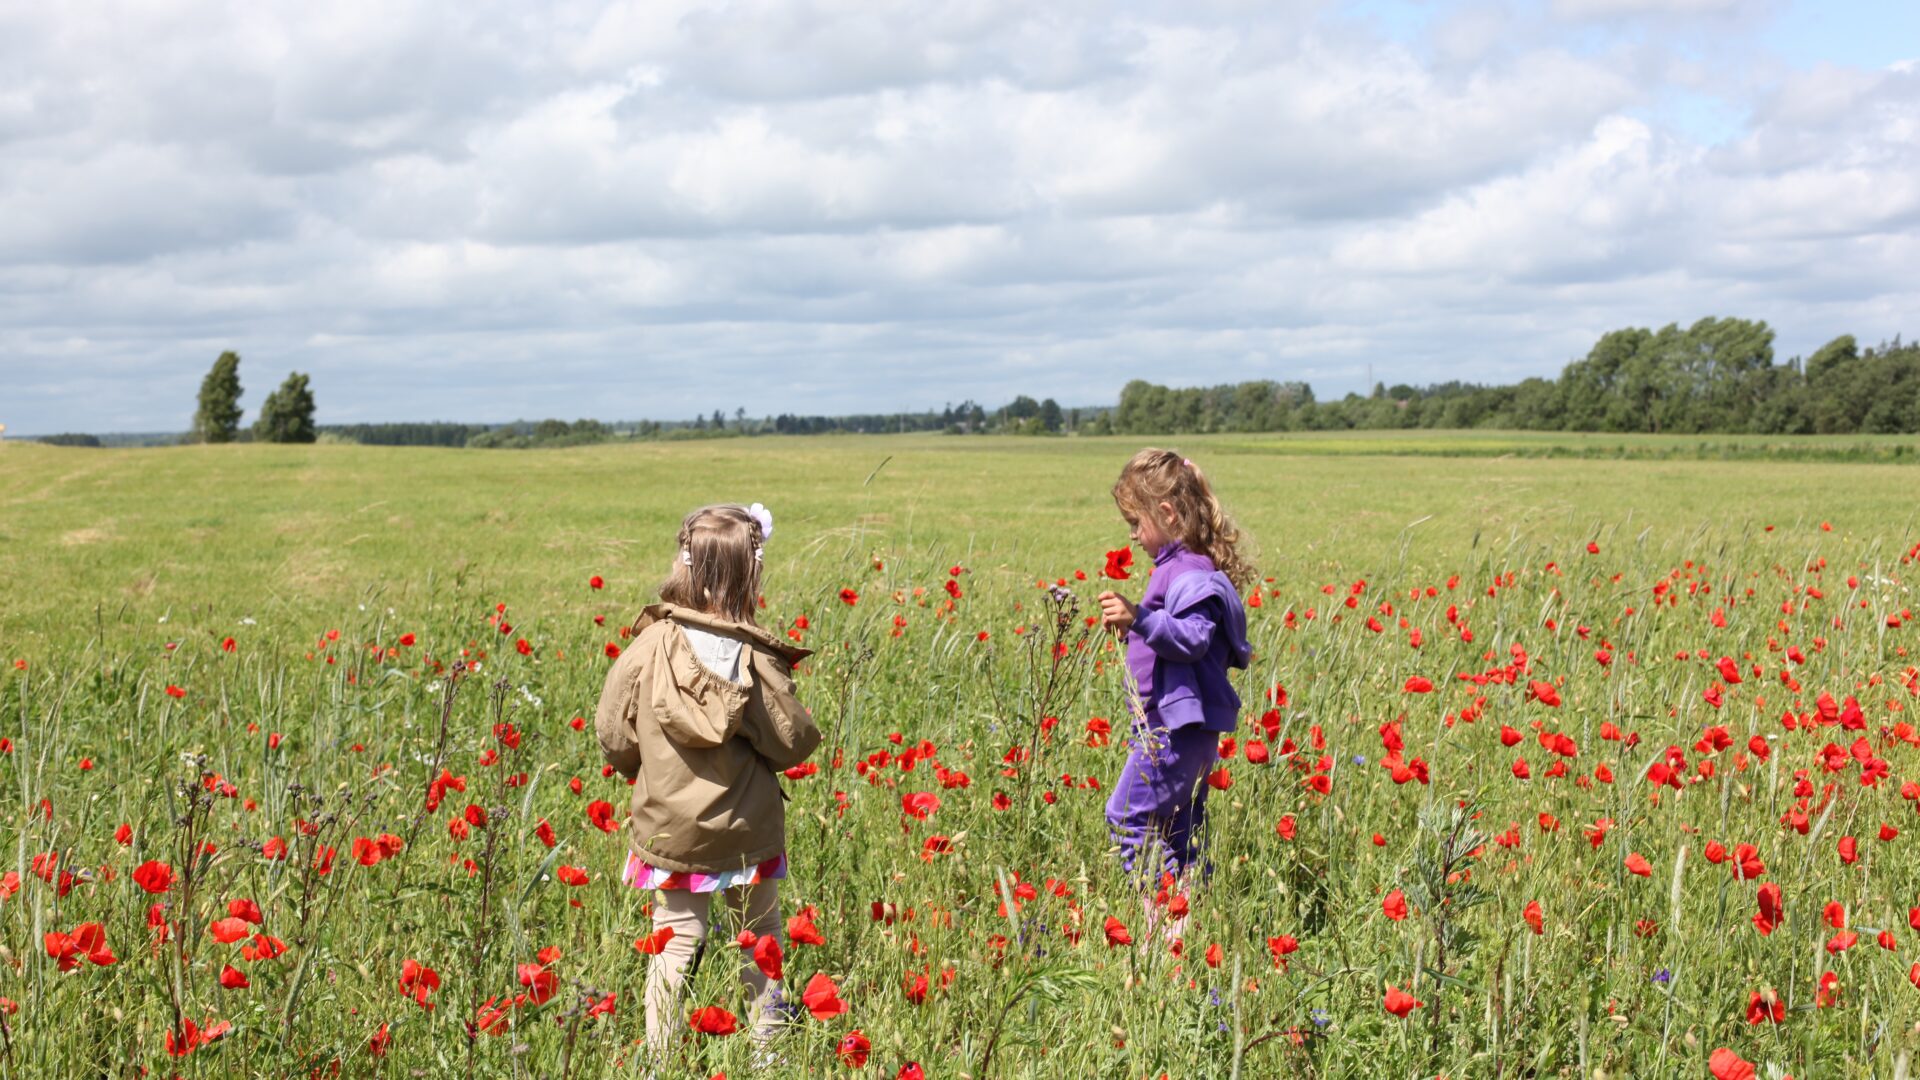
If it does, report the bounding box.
[621,851,787,893]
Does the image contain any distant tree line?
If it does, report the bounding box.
[456,397,1093,448]
[769,396,1078,436]
[319,422,494,447]
[25,319,1914,448]
[1109,319,1920,435]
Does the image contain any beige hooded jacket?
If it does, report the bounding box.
[594,603,820,874]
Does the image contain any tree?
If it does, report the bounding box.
[194,352,244,443]
[254,371,317,443]
[1038,398,1063,433]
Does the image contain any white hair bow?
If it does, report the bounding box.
[747,503,774,541]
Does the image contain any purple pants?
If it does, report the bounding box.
[1105,724,1216,879]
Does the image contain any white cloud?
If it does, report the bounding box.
[0,0,1913,432]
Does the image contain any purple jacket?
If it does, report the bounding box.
[1125,543,1251,734]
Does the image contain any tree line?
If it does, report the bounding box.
[1108,319,1919,436]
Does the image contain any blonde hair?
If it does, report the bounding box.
[1112,448,1255,590]
[658,504,763,623]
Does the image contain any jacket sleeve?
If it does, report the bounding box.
[594,655,643,781]
[741,648,823,769]
[1132,603,1218,663]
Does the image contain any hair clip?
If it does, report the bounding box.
[747,502,774,540]
[680,549,693,567]
[1183,458,1195,469]
[754,548,763,562]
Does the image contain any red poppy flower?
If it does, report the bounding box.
[1624,852,1652,876]
[132,860,175,894]
[752,934,783,980]
[1523,900,1543,935]
[1708,1048,1756,1080]
[1383,985,1424,1018]
[1745,990,1784,1024]
[839,588,860,606]
[586,800,620,833]
[589,575,604,590]
[837,1029,872,1067]
[1402,676,1434,694]
[209,917,250,944]
[218,964,249,990]
[398,959,440,1009]
[1103,548,1133,580]
[1266,935,1298,970]
[518,962,557,1006]
[1104,915,1133,947]
[688,1006,738,1036]
[164,1017,231,1057]
[1527,680,1561,707]
[1382,890,1408,921]
[787,913,827,947]
[802,972,848,1020]
[633,926,675,955]
[241,933,286,961]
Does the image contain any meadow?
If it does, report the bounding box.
[2,432,1919,1078]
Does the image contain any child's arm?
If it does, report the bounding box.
[1132,602,1219,663]
[594,655,643,780]
[1102,588,1218,662]
[741,650,823,769]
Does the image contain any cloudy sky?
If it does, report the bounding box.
[2,0,1916,433]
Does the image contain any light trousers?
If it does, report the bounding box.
[643,880,783,1053]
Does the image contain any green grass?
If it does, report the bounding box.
[1,433,1918,1078]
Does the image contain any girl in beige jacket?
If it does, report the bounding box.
[594,503,821,1054]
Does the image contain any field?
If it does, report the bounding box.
[2,432,1919,1078]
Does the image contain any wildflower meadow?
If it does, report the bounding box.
[3,432,1919,1079]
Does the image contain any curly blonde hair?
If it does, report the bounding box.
[1111,449,1256,591]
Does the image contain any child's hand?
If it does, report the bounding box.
[1097,591,1137,635]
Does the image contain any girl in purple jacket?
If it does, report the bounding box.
[1097,449,1254,918]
